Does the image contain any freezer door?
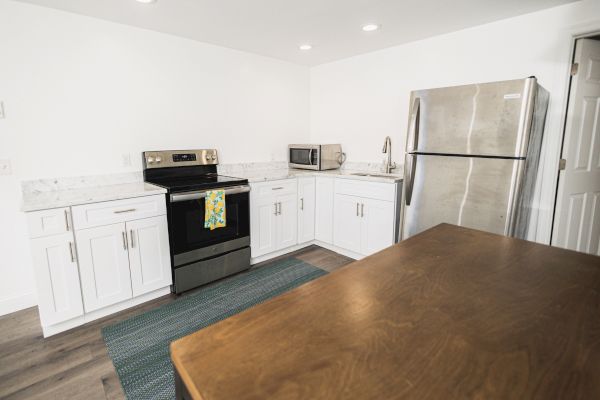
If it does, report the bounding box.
[401,154,524,239]
[406,78,536,158]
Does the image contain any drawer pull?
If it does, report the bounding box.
[271,187,284,190]
[114,208,137,214]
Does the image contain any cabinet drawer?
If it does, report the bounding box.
[27,207,72,238]
[251,179,297,199]
[334,178,396,202]
[72,195,166,229]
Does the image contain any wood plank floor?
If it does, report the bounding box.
[0,246,353,400]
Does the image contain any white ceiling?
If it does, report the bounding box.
[15,0,577,66]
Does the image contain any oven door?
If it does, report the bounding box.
[168,186,250,266]
[289,146,320,170]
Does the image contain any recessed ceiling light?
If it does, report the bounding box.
[136,0,157,3]
[362,24,380,32]
[299,44,312,51]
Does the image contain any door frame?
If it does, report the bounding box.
[550,25,600,245]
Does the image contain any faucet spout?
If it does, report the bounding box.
[382,136,396,174]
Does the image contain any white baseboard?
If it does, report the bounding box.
[41,286,171,337]
[251,240,362,266]
[0,292,37,317]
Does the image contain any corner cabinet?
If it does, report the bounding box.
[26,194,172,337]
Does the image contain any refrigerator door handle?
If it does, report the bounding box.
[407,97,420,153]
[405,153,417,206]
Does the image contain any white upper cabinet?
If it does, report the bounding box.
[127,215,172,297]
[30,232,83,326]
[297,177,316,244]
[76,223,133,312]
[315,176,334,244]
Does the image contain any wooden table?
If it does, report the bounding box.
[170,224,600,399]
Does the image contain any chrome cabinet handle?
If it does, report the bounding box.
[122,231,128,250]
[278,202,282,215]
[274,202,278,216]
[356,203,360,217]
[114,208,137,214]
[361,203,364,218]
[272,187,284,191]
[300,198,304,210]
[68,242,76,263]
[64,210,71,231]
[130,229,135,248]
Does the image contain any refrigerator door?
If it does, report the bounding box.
[406,78,537,158]
[401,154,524,239]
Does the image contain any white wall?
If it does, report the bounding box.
[309,0,600,244]
[0,0,310,315]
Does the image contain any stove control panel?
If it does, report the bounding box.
[142,149,218,169]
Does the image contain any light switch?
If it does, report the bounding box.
[0,160,12,176]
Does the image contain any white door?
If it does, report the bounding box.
[297,177,316,244]
[30,233,83,326]
[315,177,334,244]
[127,216,172,297]
[361,198,395,255]
[553,38,600,255]
[76,223,133,312]
[250,195,278,257]
[333,194,361,253]
[277,193,298,250]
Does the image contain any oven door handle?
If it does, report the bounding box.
[170,185,250,202]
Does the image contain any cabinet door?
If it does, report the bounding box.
[333,194,361,253]
[361,198,395,255]
[127,216,172,297]
[250,195,278,257]
[30,233,83,326]
[76,223,133,312]
[297,177,316,244]
[315,176,334,244]
[277,193,298,250]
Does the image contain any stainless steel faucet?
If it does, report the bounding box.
[382,136,397,173]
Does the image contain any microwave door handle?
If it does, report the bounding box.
[308,149,315,165]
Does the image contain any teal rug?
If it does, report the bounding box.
[102,258,327,400]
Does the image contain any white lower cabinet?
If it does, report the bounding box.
[333,194,362,251]
[127,216,172,296]
[26,194,172,337]
[30,232,83,326]
[250,179,298,258]
[297,177,316,244]
[315,177,334,244]
[76,223,133,312]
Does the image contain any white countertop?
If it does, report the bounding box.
[22,182,167,212]
[227,168,403,184]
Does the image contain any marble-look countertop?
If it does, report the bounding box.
[226,168,403,184]
[22,182,167,212]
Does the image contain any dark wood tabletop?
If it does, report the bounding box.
[170,224,600,400]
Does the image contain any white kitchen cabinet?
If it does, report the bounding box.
[360,198,395,255]
[127,216,172,297]
[250,180,298,258]
[297,177,316,244]
[76,223,133,312]
[315,176,334,244]
[333,194,362,252]
[30,232,83,326]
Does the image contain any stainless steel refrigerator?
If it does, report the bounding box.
[400,77,549,240]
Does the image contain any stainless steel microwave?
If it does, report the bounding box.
[288,144,345,170]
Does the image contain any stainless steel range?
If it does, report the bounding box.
[143,149,250,294]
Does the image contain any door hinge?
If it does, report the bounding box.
[570,63,579,76]
[559,158,567,170]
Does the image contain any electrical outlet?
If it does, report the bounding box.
[0,159,12,176]
[122,153,132,167]
[0,102,5,119]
